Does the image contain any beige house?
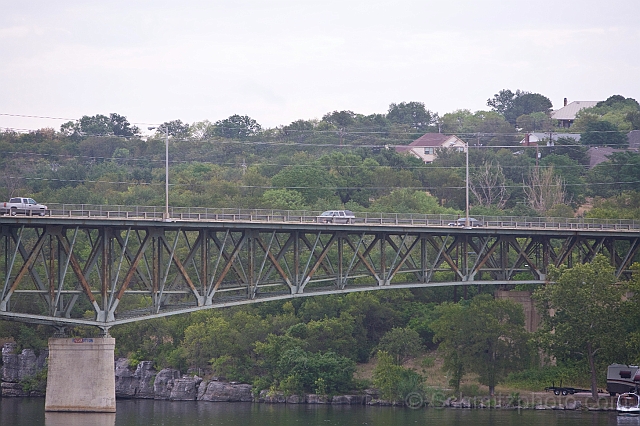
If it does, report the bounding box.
[395,133,466,163]
[551,98,599,128]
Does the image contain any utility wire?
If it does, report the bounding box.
[0,150,611,171]
[4,175,639,191]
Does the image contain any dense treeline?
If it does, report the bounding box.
[0,93,639,218]
[1,91,640,400]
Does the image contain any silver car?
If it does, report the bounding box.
[316,210,356,224]
[448,217,482,227]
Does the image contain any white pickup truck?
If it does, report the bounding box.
[0,197,48,216]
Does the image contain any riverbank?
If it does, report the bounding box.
[1,344,618,412]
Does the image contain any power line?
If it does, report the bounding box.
[1,150,625,172]
[4,175,639,191]
[0,113,75,121]
[0,126,610,148]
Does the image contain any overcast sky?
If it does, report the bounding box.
[1,0,639,133]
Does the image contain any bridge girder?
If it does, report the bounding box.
[0,220,638,330]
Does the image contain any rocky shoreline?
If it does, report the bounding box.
[0,343,620,411]
[1,343,375,404]
[113,358,376,404]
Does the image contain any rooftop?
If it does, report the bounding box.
[396,133,462,152]
[551,101,599,121]
[520,133,581,144]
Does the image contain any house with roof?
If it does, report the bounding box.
[551,98,599,128]
[587,131,640,168]
[628,130,640,150]
[520,132,581,146]
[395,133,466,163]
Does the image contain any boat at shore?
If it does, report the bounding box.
[617,392,640,416]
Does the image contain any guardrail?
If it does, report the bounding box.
[6,203,636,231]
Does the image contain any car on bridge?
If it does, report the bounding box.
[317,210,356,224]
[0,197,48,216]
[448,217,482,227]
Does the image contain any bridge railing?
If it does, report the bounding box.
[40,204,640,230]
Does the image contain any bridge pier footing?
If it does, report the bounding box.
[45,337,116,412]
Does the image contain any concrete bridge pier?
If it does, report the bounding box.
[45,337,116,412]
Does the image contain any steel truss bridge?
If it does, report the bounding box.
[1,210,639,333]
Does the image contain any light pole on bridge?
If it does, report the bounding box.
[465,139,470,228]
[148,125,170,221]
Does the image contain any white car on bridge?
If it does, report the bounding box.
[316,210,356,224]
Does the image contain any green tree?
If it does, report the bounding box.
[214,115,262,139]
[283,119,316,132]
[580,120,627,147]
[282,119,317,142]
[624,263,640,364]
[61,113,140,137]
[372,350,424,401]
[303,315,358,359]
[276,347,356,395]
[430,303,467,392]
[182,316,234,371]
[586,151,640,197]
[369,189,458,214]
[261,188,306,210]
[77,114,112,136]
[179,310,276,381]
[432,295,528,395]
[542,136,589,166]
[516,112,553,132]
[343,292,402,362]
[423,166,466,210]
[572,95,640,132]
[108,113,140,137]
[322,110,356,128]
[369,167,421,198]
[487,89,518,116]
[320,152,377,206]
[356,113,390,130]
[387,101,435,131]
[253,333,306,387]
[508,93,553,124]
[440,110,515,146]
[597,95,640,109]
[533,255,625,398]
[375,327,423,365]
[627,111,640,130]
[270,165,334,204]
[586,192,640,220]
[487,89,552,126]
[158,120,190,139]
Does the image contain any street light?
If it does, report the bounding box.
[465,139,470,228]
[148,126,170,221]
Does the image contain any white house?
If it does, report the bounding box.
[520,132,581,145]
[395,133,466,163]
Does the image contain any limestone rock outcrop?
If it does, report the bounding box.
[114,358,157,398]
[1,342,48,397]
[198,380,253,402]
[2,349,372,405]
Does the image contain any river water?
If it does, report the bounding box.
[0,398,632,426]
